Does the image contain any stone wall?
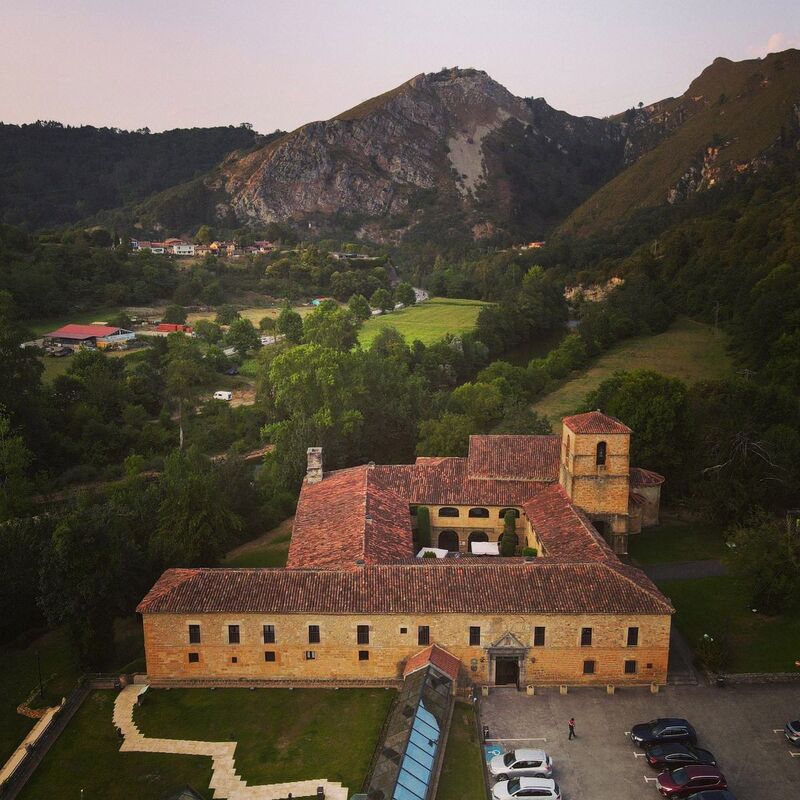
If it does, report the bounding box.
[424,503,525,552]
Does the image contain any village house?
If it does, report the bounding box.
[44,323,136,350]
[138,412,671,690]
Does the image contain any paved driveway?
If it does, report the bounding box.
[480,684,800,800]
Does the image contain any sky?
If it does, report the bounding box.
[1,0,798,133]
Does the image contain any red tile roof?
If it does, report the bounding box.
[563,410,632,435]
[137,562,673,616]
[467,435,560,481]
[523,485,616,561]
[403,644,461,681]
[46,324,120,339]
[630,467,665,487]
[287,466,414,571]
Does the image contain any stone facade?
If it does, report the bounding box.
[143,610,670,687]
[422,503,523,552]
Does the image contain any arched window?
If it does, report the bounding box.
[468,507,489,518]
[499,508,519,519]
[438,507,459,518]
[468,531,489,547]
[438,530,459,552]
[596,441,607,466]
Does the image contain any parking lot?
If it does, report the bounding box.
[480,683,800,800]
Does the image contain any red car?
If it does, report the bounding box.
[656,766,727,798]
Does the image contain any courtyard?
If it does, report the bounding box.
[480,683,800,800]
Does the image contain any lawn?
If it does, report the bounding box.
[38,347,140,383]
[0,619,143,765]
[532,316,732,427]
[222,517,293,568]
[437,702,485,800]
[135,687,395,793]
[658,575,800,673]
[627,520,727,565]
[359,298,490,347]
[18,691,213,800]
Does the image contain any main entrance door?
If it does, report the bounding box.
[494,657,520,686]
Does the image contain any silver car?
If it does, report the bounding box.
[492,777,561,800]
[489,748,553,780]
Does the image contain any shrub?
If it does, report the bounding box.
[422,550,437,559]
[499,509,519,556]
[521,547,538,557]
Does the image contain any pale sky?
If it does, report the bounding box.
[1,0,798,133]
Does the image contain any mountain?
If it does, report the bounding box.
[0,122,265,229]
[560,49,800,236]
[133,68,636,244]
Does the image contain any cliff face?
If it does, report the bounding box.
[207,69,629,242]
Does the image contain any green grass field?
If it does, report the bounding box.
[359,298,490,347]
[135,687,394,792]
[19,691,213,800]
[437,703,485,800]
[658,575,800,673]
[223,518,293,568]
[627,520,727,565]
[532,316,733,427]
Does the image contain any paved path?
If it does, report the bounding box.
[643,559,728,582]
[114,686,348,800]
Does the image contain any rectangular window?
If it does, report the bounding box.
[583,659,595,675]
[264,651,276,662]
[533,626,546,647]
[358,650,369,661]
[418,625,430,646]
[580,627,593,647]
[263,624,276,644]
[624,659,637,674]
[400,627,408,634]
[308,625,320,644]
[228,624,240,644]
[188,652,199,663]
[627,626,639,647]
[469,626,481,646]
[305,651,316,660]
[188,624,201,644]
[357,625,370,645]
[231,656,238,664]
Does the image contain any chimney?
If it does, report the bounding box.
[306,447,323,484]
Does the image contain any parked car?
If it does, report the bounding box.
[645,743,717,769]
[656,766,727,798]
[784,719,800,746]
[488,748,553,780]
[48,346,72,358]
[213,390,233,401]
[225,366,239,376]
[631,718,697,747]
[491,776,561,800]
[685,792,737,800]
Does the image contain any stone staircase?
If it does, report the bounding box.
[114,686,348,800]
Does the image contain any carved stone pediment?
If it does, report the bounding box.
[489,631,527,651]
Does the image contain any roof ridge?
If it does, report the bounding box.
[602,561,674,613]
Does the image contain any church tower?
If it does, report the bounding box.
[559,410,631,553]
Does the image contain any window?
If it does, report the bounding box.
[308,625,320,644]
[263,624,276,644]
[358,650,369,661]
[264,651,276,662]
[228,624,240,644]
[357,625,370,645]
[624,659,637,674]
[188,624,201,644]
[468,507,489,518]
[580,627,593,646]
[583,659,595,675]
[188,652,199,663]
[438,507,459,518]
[400,627,408,634]
[596,441,607,466]
[231,656,238,664]
[533,626,546,647]
[305,651,316,660]
[627,626,639,647]
[469,626,481,646]
[418,625,430,646]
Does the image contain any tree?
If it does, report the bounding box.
[225,317,260,358]
[417,412,473,457]
[302,302,361,351]
[194,318,222,344]
[275,303,303,343]
[163,304,187,325]
[165,335,208,449]
[370,287,394,314]
[196,224,214,245]
[215,304,240,326]
[416,506,431,548]
[348,294,372,322]
[0,411,33,521]
[499,509,519,556]
[394,282,416,307]
[259,315,276,332]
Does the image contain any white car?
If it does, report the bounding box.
[492,777,561,800]
[489,748,553,780]
[213,390,233,401]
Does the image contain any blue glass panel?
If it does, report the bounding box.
[397,767,428,798]
[417,705,440,731]
[401,754,431,783]
[409,728,436,755]
[406,741,435,769]
[393,783,423,800]
[412,715,439,742]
